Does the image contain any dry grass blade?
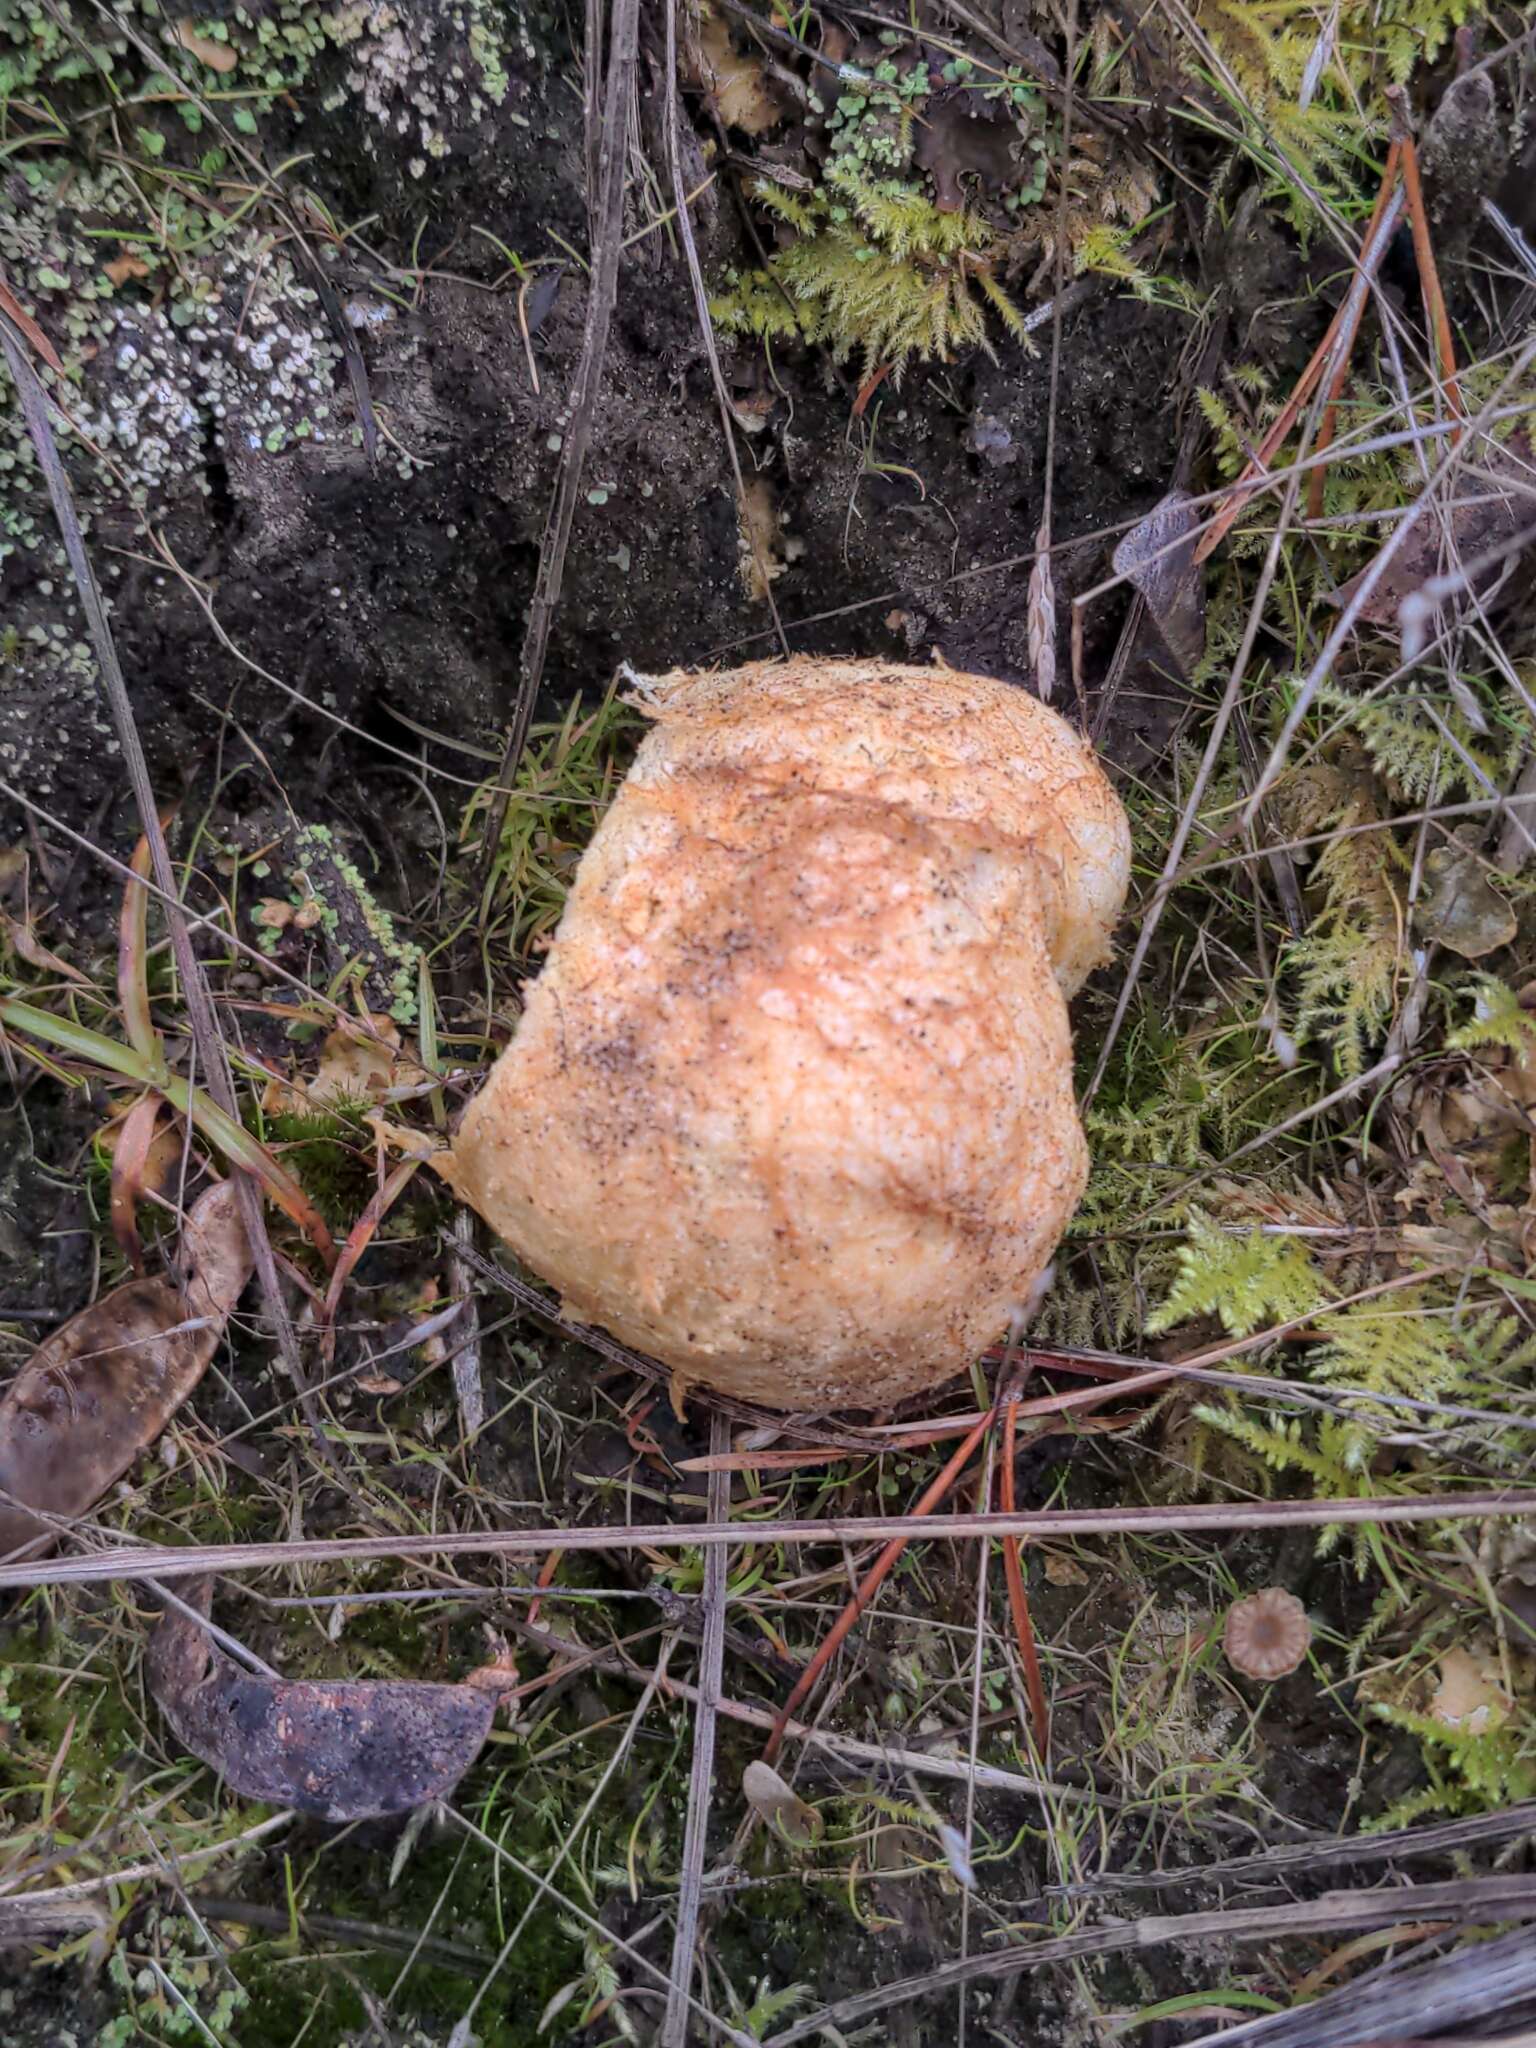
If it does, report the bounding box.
[0,278,329,1439]
[108,1092,167,1275]
[1307,139,1403,520]
[0,1488,1532,1594]
[1389,88,1463,438]
[1090,443,1306,1096]
[665,0,788,658]
[0,997,337,1262]
[117,828,160,1069]
[1049,1797,1536,1900]
[516,1616,1087,1804]
[1194,183,1407,565]
[319,1157,421,1363]
[1178,1920,1536,2048]
[445,1641,689,2048]
[1245,338,1536,825]
[760,1876,1536,2045]
[0,276,64,374]
[445,1210,485,1437]
[476,0,642,888]
[0,1810,294,1912]
[662,1408,731,2045]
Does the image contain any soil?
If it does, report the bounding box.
[1,12,1214,852]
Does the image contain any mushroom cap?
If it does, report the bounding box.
[1223,1588,1311,1680]
[445,659,1130,1410]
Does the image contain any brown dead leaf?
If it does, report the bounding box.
[1416,843,1517,959]
[0,1181,252,1560]
[148,1579,494,1820]
[352,1370,405,1397]
[738,476,793,602]
[1328,434,1536,632]
[914,87,1020,212]
[262,1014,429,1117]
[1042,1550,1089,1587]
[174,18,238,71]
[0,279,65,376]
[0,908,93,985]
[1429,1646,1511,1733]
[689,12,783,135]
[1111,490,1206,680]
[742,1759,823,1847]
[102,253,152,288]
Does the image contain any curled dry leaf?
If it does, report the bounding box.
[687,11,783,135]
[0,907,92,985]
[0,1180,252,1561]
[105,1092,180,1273]
[262,1012,429,1117]
[100,1095,184,1201]
[101,253,151,288]
[148,1580,495,1821]
[1111,491,1207,681]
[1328,434,1536,632]
[1027,523,1056,703]
[1429,1646,1511,1734]
[1416,844,1517,959]
[0,278,65,376]
[742,1759,823,1848]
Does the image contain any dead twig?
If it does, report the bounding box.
[445,1211,486,1438]
[661,1409,731,2045]
[476,0,642,894]
[1,1494,1534,1597]
[0,280,340,1485]
[1180,1919,1536,2048]
[760,1876,1536,2046]
[512,1616,1093,1806]
[665,0,788,656]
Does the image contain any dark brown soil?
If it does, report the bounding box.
[0,12,1208,851]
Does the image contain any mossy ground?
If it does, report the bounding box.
[4,0,1536,2041]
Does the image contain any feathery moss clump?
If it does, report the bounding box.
[711,166,1027,377]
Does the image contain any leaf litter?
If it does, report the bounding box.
[0,1179,252,1561]
[148,1579,499,1821]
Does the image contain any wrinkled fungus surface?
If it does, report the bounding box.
[448,658,1130,1409]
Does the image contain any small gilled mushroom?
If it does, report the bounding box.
[445,658,1130,1411]
[1223,1589,1311,1681]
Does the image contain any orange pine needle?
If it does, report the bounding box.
[999,1394,1050,1760]
[1393,108,1463,439]
[526,1546,564,1628]
[762,1401,998,1763]
[319,1156,421,1361]
[1308,140,1403,519]
[1199,140,1406,563]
